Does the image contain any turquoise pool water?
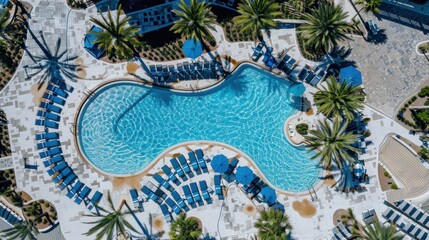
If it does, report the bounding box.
[78,65,320,191]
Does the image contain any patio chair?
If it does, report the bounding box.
[130,188,140,208]
[37,110,61,122]
[304,71,315,83]
[39,102,62,114]
[177,155,193,178]
[66,181,84,199]
[141,185,161,204]
[160,204,172,222]
[226,157,239,175]
[58,173,77,190]
[35,119,59,129]
[39,147,62,159]
[199,181,212,204]
[170,158,187,180]
[42,93,66,106]
[182,185,195,205]
[161,165,180,185]
[251,42,264,61]
[87,191,104,211]
[47,84,69,98]
[37,140,61,150]
[309,71,324,86]
[51,161,68,173]
[190,183,203,205]
[214,175,224,200]
[165,197,182,215]
[43,154,65,167]
[35,132,59,141]
[195,149,208,173]
[188,151,202,175]
[75,186,92,205]
[153,173,174,192]
[298,66,309,81]
[171,191,188,211]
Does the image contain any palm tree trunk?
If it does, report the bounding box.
[123,41,155,81]
[122,200,152,240]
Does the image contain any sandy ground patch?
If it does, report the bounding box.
[292,199,317,218]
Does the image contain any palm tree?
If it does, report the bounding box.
[0,219,38,240]
[90,4,142,60]
[170,0,217,49]
[23,32,79,86]
[233,0,282,40]
[169,213,202,240]
[358,221,403,240]
[313,77,365,122]
[299,2,352,53]
[0,10,11,48]
[83,191,139,240]
[355,0,382,14]
[254,208,291,240]
[304,118,360,170]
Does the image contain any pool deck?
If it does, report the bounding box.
[0,0,428,239]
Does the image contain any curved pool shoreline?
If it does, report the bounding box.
[74,64,321,192]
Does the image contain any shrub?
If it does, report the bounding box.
[383,170,390,177]
[419,86,429,98]
[419,146,429,161]
[404,103,409,108]
[412,96,417,101]
[391,183,399,190]
[363,117,371,124]
[363,130,371,137]
[295,123,309,135]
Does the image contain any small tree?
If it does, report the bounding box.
[169,213,202,240]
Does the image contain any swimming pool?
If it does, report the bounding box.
[77,64,320,192]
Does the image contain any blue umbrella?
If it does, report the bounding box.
[272,203,285,212]
[340,66,362,86]
[182,39,203,59]
[290,83,306,96]
[260,186,277,205]
[235,166,254,185]
[211,154,229,173]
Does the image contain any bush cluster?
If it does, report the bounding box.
[295,123,309,135]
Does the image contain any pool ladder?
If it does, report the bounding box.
[308,186,318,201]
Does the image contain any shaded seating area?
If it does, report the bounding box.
[84,26,105,59]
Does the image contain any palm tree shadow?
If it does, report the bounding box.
[23,30,81,85]
[149,88,173,106]
[366,30,388,45]
[268,78,287,93]
[330,45,353,59]
[201,234,217,240]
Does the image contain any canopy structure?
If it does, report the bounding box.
[340,66,362,86]
[353,163,365,178]
[182,39,203,59]
[260,186,277,205]
[84,26,106,59]
[211,154,229,173]
[235,166,254,185]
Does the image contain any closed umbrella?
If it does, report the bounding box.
[182,39,203,59]
[211,154,229,173]
[235,166,254,185]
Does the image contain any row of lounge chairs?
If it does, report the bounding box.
[0,202,22,226]
[297,65,326,86]
[395,200,429,229]
[383,205,429,239]
[35,80,103,212]
[332,222,352,240]
[148,60,223,83]
[160,181,213,222]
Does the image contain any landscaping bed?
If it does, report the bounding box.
[0,110,11,157]
[417,41,429,55]
[378,164,398,191]
[22,199,57,229]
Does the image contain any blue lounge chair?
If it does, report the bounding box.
[190,183,203,205]
[37,110,60,122]
[226,158,239,175]
[67,181,84,199]
[178,155,193,177]
[88,191,104,211]
[39,102,62,114]
[214,175,224,200]
[58,173,77,190]
[170,158,187,180]
[188,151,201,175]
[195,149,208,172]
[141,186,161,204]
[75,186,91,205]
[161,165,180,185]
[160,204,172,222]
[43,93,66,106]
[35,132,59,141]
[47,84,69,98]
[130,188,140,207]
[251,43,264,61]
[153,173,173,192]
[199,181,212,204]
[171,191,187,210]
[37,140,60,150]
[39,147,62,159]
[35,119,59,129]
[51,78,74,93]
[182,185,195,205]
[43,155,64,167]
[50,161,68,174]
[166,197,182,215]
